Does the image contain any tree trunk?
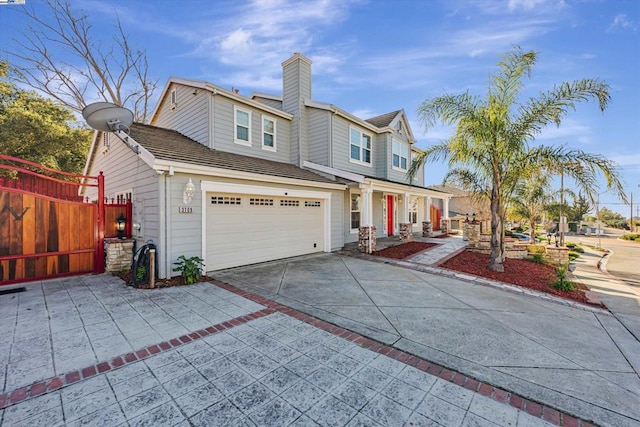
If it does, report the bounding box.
[529,216,536,242]
[489,185,505,272]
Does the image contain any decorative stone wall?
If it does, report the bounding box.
[545,246,569,265]
[440,218,450,235]
[422,221,433,237]
[104,238,134,273]
[399,223,413,242]
[358,226,377,253]
[463,221,481,242]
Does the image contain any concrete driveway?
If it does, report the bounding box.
[215,253,640,427]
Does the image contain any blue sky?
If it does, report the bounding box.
[1,0,638,217]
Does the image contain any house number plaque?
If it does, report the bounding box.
[178,206,193,214]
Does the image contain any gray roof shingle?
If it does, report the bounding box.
[129,123,339,185]
[365,110,401,128]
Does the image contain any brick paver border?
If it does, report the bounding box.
[0,279,597,427]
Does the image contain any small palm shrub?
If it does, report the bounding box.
[173,255,205,285]
[552,265,575,291]
[527,253,546,264]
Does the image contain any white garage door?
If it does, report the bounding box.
[206,193,324,270]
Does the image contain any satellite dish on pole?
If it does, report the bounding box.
[82,102,134,133]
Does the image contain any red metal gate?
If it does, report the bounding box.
[0,155,105,285]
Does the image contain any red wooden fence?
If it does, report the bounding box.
[0,155,105,284]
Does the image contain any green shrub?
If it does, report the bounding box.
[568,251,580,261]
[552,265,575,291]
[528,245,546,254]
[173,255,205,285]
[527,253,547,264]
[565,243,576,249]
[621,233,640,241]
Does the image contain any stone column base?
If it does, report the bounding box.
[422,221,433,237]
[358,226,377,253]
[440,218,450,235]
[399,223,413,242]
[104,238,134,273]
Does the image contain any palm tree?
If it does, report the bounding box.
[510,172,552,242]
[409,48,625,272]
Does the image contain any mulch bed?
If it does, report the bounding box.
[440,250,601,307]
[372,242,438,259]
[112,270,204,289]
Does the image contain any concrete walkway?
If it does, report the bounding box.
[0,274,556,426]
[215,237,640,427]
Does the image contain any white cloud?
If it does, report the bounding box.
[536,118,593,144]
[350,108,377,119]
[507,0,564,12]
[607,14,636,32]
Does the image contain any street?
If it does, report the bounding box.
[574,228,640,288]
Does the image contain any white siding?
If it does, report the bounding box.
[152,83,209,146]
[82,132,161,259]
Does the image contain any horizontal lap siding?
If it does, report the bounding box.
[307,109,329,165]
[331,117,378,176]
[83,134,160,248]
[152,84,209,146]
[212,96,292,164]
[167,174,202,262]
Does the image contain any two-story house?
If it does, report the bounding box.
[82,53,451,278]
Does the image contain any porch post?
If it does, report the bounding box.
[423,196,433,237]
[358,187,376,253]
[443,197,450,219]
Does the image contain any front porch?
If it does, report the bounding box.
[347,179,452,249]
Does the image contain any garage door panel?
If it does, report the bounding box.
[206,194,324,270]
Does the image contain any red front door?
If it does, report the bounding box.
[387,195,394,236]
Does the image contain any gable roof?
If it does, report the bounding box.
[365,110,401,128]
[128,123,338,184]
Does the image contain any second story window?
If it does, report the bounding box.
[392,140,409,171]
[350,127,372,165]
[234,106,251,146]
[262,116,276,151]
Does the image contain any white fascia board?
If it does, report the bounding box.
[206,83,292,120]
[200,180,332,200]
[251,92,282,101]
[303,161,365,183]
[304,100,390,134]
[365,178,452,198]
[153,159,347,191]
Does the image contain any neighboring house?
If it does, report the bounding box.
[82,53,451,278]
[428,185,490,230]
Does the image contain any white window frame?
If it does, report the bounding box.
[350,192,361,233]
[170,88,177,109]
[409,197,419,226]
[261,115,277,152]
[234,106,252,146]
[349,126,372,167]
[392,139,409,172]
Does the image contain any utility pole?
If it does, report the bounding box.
[631,192,634,233]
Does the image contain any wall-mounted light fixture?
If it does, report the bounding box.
[116,214,127,239]
[183,178,195,205]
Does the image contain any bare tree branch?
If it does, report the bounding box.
[8,0,156,122]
